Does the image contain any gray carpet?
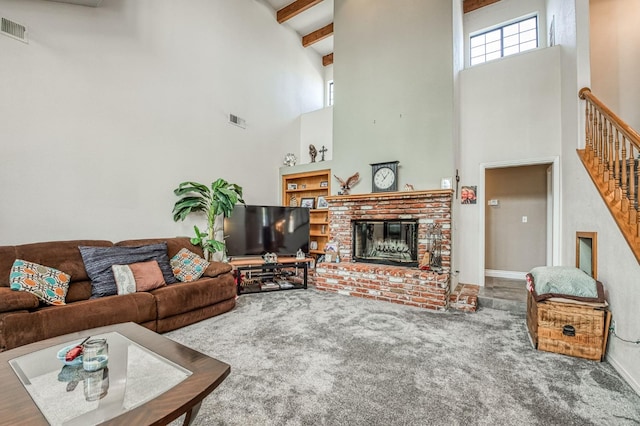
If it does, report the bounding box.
[164,289,640,425]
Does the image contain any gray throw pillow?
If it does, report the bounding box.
[529,266,597,298]
[79,242,177,298]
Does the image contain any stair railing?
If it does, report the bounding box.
[579,88,640,261]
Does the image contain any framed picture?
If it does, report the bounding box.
[310,240,318,250]
[320,181,329,188]
[461,186,477,204]
[441,177,452,190]
[300,197,315,208]
[316,196,329,209]
[287,183,298,190]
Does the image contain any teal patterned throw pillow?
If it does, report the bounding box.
[170,248,210,282]
[10,259,71,305]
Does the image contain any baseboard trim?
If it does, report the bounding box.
[607,353,640,396]
[485,269,527,280]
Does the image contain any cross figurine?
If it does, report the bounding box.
[319,145,328,162]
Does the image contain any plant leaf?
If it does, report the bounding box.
[204,239,226,253]
[172,197,208,222]
[210,178,228,191]
[230,183,244,199]
[172,179,243,240]
[174,182,211,198]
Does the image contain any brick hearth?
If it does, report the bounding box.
[315,190,454,310]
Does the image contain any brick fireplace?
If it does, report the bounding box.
[314,190,453,310]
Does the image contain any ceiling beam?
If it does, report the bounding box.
[302,23,333,47]
[463,0,500,14]
[277,0,324,24]
[322,53,333,66]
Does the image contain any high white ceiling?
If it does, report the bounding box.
[263,0,334,58]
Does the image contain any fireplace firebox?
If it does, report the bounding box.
[352,219,418,267]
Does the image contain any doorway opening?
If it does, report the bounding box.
[478,158,559,308]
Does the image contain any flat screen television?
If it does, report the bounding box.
[224,205,310,258]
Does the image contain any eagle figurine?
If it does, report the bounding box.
[334,172,360,195]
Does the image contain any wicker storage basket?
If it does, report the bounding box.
[527,292,611,361]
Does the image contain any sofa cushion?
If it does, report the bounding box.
[0,287,39,313]
[65,280,93,303]
[151,273,236,319]
[80,243,176,298]
[203,261,233,278]
[0,246,17,287]
[170,248,210,282]
[15,241,113,284]
[10,259,71,306]
[0,293,157,351]
[112,260,166,294]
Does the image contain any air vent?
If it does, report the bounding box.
[229,114,247,129]
[1,17,27,43]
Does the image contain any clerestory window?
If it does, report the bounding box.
[470,16,538,66]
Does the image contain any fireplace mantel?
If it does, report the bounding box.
[325,189,453,203]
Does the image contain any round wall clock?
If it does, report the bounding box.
[371,161,399,192]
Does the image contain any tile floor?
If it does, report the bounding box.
[478,276,528,312]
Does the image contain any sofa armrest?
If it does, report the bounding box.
[0,287,39,313]
[202,262,232,278]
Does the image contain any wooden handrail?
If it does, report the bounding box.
[578,87,640,263]
[579,88,640,150]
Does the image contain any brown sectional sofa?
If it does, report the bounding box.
[0,237,236,351]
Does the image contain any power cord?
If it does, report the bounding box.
[609,326,640,344]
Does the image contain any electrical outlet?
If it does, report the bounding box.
[611,320,616,333]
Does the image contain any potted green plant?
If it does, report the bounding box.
[172,178,245,260]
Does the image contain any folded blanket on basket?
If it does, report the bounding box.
[526,266,605,303]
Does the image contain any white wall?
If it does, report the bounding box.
[590,0,640,130]
[299,107,333,164]
[458,46,562,284]
[0,0,324,245]
[332,0,454,194]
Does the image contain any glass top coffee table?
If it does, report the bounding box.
[0,322,230,425]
